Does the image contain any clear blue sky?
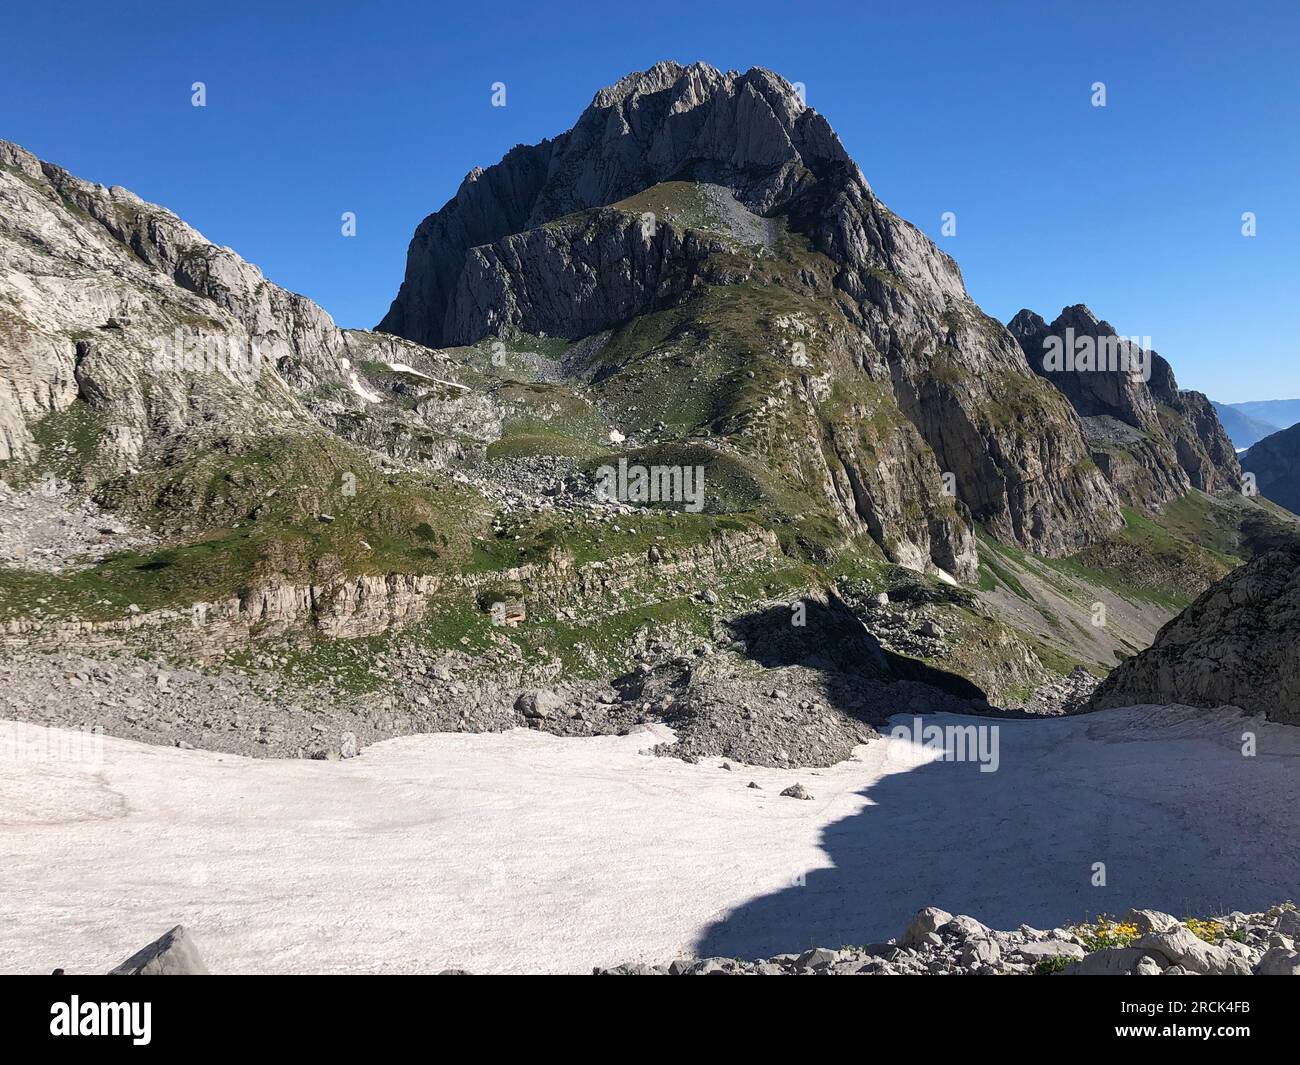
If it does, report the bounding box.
[2,0,1296,401]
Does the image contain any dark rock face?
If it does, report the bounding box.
[1009,304,1241,510]
[381,61,1126,565]
[1090,543,1300,723]
[446,208,719,343]
[1242,422,1300,515]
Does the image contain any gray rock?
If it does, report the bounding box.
[795,947,839,969]
[1061,947,1164,975]
[960,937,1001,966]
[1013,940,1085,961]
[515,689,562,720]
[779,783,812,800]
[108,925,208,975]
[1123,908,1180,934]
[340,731,358,759]
[901,907,954,949]
[1275,908,1300,940]
[942,914,991,940]
[1255,947,1300,975]
[1091,543,1300,722]
[1134,927,1252,976]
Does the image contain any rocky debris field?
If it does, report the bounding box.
[47,906,1300,976]
[0,633,983,767]
[0,570,1095,768]
[595,904,1300,976]
[1014,665,1099,716]
[0,481,156,572]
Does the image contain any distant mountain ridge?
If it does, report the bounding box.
[1228,398,1300,432]
[1212,402,1281,450]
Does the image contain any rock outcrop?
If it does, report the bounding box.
[1090,542,1300,723]
[0,139,469,475]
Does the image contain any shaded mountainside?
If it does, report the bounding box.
[1242,421,1300,515]
[1091,542,1300,724]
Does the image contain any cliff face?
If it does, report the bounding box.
[380,61,1126,572]
[1009,305,1241,510]
[0,139,465,476]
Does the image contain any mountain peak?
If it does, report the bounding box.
[379,62,859,347]
[1006,309,1047,341]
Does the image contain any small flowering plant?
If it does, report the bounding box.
[1184,917,1228,943]
[1074,916,1140,951]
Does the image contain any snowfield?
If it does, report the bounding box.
[1,705,1298,974]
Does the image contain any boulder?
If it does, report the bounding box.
[515,689,562,719]
[1255,947,1300,975]
[960,937,1001,966]
[795,947,839,969]
[942,914,991,940]
[1122,908,1180,934]
[1013,940,1086,961]
[901,907,954,948]
[1134,927,1252,976]
[1275,908,1300,940]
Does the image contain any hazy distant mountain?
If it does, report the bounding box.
[1232,399,1300,429]
[1212,402,1282,450]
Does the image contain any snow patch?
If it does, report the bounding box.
[347,372,382,404]
[2,706,1297,974]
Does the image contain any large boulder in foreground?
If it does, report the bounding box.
[1090,543,1300,723]
[108,925,208,975]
